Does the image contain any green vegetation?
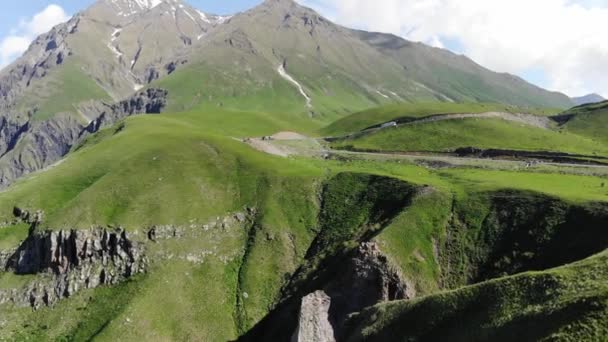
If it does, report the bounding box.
[1,277,141,340]
[0,103,607,340]
[0,111,323,229]
[344,251,608,342]
[440,190,608,287]
[0,223,28,250]
[333,117,608,156]
[283,173,420,294]
[322,102,560,136]
[0,0,604,338]
[561,101,608,144]
[375,190,452,296]
[16,62,110,121]
[313,173,417,256]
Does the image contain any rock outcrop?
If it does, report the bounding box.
[1,227,146,308]
[0,249,14,270]
[0,116,29,158]
[0,88,168,188]
[80,88,168,135]
[243,242,411,341]
[0,113,84,187]
[291,290,336,342]
[0,17,77,110]
[318,242,412,335]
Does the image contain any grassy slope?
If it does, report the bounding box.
[374,190,452,296]
[238,172,608,341]
[0,109,325,340]
[0,107,607,340]
[561,101,608,144]
[333,118,608,156]
[15,61,110,121]
[356,32,573,110]
[0,109,325,229]
[322,102,561,136]
[345,251,608,342]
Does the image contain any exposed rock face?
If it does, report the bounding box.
[0,17,77,110]
[0,249,14,270]
[321,242,411,335]
[241,242,411,341]
[12,207,44,227]
[291,290,336,342]
[1,228,146,308]
[81,88,168,135]
[0,88,168,188]
[0,116,29,157]
[0,113,84,187]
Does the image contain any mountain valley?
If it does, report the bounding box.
[0,0,607,341]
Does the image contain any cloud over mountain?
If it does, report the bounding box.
[0,4,69,68]
[303,0,608,97]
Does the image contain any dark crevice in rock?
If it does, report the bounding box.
[2,122,30,159]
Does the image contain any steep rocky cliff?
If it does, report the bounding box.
[80,88,168,135]
[243,241,412,341]
[0,209,252,310]
[241,174,419,341]
[0,88,168,188]
[1,228,146,309]
[0,113,84,187]
[290,242,411,341]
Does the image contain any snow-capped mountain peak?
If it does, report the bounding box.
[104,0,181,16]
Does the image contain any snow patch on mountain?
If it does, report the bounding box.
[376,90,390,99]
[278,63,312,108]
[197,10,211,23]
[109,0,167,16]
[107,28,123,59]
[217,15,232,24]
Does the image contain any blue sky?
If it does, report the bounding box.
[1,0,608,97]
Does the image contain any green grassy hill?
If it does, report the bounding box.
[559,101,608,144]
[0,105,607,340]
[322,102,561,136]
[345,250,608,341]
[151,0,573,124]
[332,117,608,156]
[0,1,605,340]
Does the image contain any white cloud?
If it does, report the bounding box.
[0,4,70,69]
[301,0,608,98]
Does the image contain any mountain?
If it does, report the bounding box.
[0,1,607,340]
[154,0,573,119]
[0,0,576,188]
[0,0,225,187]
[556,100,608,144]
[571,93,605,106]
[0,105,607,340]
